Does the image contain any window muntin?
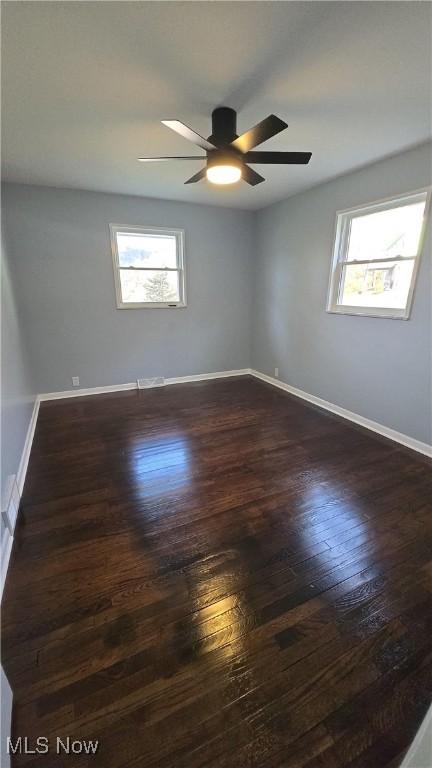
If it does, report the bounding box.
[110,225,185,308]
[327,190,430,319]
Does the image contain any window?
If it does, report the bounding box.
[327,189,430,319]
[110,225,186,308]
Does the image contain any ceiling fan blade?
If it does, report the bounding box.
[242,165,265,186]
[231,115,288,153]
[162,120,215,151]
[138,156,206,162]
[244,151,312,164]
[184,168,207,184]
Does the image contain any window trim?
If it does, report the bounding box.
[109,224,186,309]
[326,187,431,320]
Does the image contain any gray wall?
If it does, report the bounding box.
[2,143,431,445]
[1,666,12,768]
[1,228,36,750]
[1,226,36,495]
[252,142,432,444]
[2,184,254,393]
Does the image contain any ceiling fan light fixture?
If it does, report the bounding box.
[140,108,312,187]
[206,164,242,185]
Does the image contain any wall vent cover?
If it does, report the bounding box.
[137,377,165,389]
[1,474,20,535]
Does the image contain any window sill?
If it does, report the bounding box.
[116,302,187,310]
[326,307,409,320]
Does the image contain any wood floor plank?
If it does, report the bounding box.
[2,376,431,767]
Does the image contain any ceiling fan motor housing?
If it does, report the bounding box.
[208,107,238,146]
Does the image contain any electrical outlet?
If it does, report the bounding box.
[274,368,279,378]
[72,376,80,387]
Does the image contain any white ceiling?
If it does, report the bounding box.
[2,1,431,210]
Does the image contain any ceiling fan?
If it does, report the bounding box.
[138,107,312,186]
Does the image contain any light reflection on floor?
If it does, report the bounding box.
[128,433,193,498]
[297,477,369,569]
[185,573,251,665]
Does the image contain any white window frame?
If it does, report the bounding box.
[110,224,186,309]
[326,188,431,320]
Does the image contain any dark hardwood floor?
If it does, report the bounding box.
[2,375,432,768]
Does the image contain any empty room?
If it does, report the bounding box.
[1,1,431,766]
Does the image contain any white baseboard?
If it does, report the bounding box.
[250,369,432,458]
[165,369,250,386]
[38,382,137,401]
[1,475,20,536]
[1,396,40,601]
[38,369,251,401]
[1,529,14,602]
[16,397,40,494]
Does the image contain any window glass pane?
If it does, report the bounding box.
[119,269,180,303]
[116,232,177,268]
[346,201,426,262]
[339,259,415,309]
